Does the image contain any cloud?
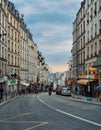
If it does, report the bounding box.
[29,22,73,42]
[9,0,82,72]
[10,0,82,16]
[28,22,72,64]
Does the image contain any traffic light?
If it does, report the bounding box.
[11,73,17,78]
[14,73,17,78]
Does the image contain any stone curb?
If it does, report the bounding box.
[71,97,101,106]
[0,95,24,107]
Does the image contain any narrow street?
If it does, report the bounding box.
[0,93,101,130]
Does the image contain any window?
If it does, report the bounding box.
[99,0,101,11]
[99,19,101,34]
[5,48,6,59]
[99,40,101,54]
[95,23,97,36]
[10,16,12,24]
[87,47,89,58]
[87,0,89,8]
[87,31,89,41]
[2,47,4,58]
[11,42,13,52]
[0,10,1,23]
[99,40,101,49]
[8,26,10,37]
[2,14,4,27]
[8,54,10,64]
[94,2,97,16]
[95,43,97,55]
[0,44,1,57]
[91,27,93,38]
[12,55,13,64]
[91,45,93,56]
[15,57,16,65]
[90,8,93,20]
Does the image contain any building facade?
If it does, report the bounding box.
[72,0,101,96]
[20,15,28,84]
[0,0,8,90]
[0,0,50,93]
[7,1,20,77]
[7,1,20,93]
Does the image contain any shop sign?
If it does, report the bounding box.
[10,79,16,84]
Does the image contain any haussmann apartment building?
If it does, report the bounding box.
[72,0,101,96]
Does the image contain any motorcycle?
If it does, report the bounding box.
[48,90,52,96]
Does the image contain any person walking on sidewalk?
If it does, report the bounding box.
[95,84,100,101]
[75,86,78,95]
[0,86,4,103]
[97,86,101,101]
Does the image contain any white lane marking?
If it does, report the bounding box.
[37,95,101,127]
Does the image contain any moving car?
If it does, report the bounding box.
[61,87,71,96]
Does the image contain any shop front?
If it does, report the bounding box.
[31,81,38,93]
[93,55,101,86]
[77,74,99,97]
[20,82,30,94]
[8,79,18,98]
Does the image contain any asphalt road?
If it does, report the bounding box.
[0,93,101,130]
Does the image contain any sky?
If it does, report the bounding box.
[10,0,83,73]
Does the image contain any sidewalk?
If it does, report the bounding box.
[0,94,19,106]
[71,94,101,106]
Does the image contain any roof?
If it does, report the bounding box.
[93,56,101,67]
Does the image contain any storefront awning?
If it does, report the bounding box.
[77,79,93,85]
[79,74,99,80]
[21,83,29,86]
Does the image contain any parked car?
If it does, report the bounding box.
[61,87,71,96]
[56,86,64,95]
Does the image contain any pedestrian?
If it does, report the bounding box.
[48,86,52,96]
[95,84,100,101]
[97,86,101,101]
[5,90,8,100]
[82,87,85,96]
[75,86,78,95]
[0,86,4,103]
